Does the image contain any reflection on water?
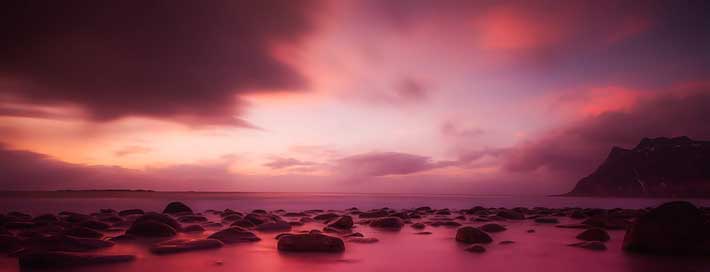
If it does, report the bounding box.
[1,192,709,272]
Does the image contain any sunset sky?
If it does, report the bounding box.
[1,1,709,194]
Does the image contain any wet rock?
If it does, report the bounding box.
[327,216,354,229]
[414,231,432,235]
[62,212,91,223]
[527,229,536,233]
[313,213,340,221]
[464,245,486,253]
[32,214,60,224]
[207,227,260,243]
[18,251,135,268]
[24,235,114,252]
[577,228,610,242]
[150,239,224,254]
[163,202,193,214]
[496,210,524,220]
[231,219,256,228]
[284,212,307,217]
[0,235,21,252]
[555,224,589,229]
[499,240,515,245]
[178,215,208,223]
[569,241,607,251]
[255,220,292,232]
[277,233,345,252]
[109,234,135,242]
[359,210,389,219]
[370,217,404,230]
[344,232,364,238]
[126,220,177,237]
[275,233,294,240]
[582,216,628,230]
[119,209,144,217]
[65,227,104,239]
[480,223,506,233]
[534,217,559,224]
[431,221,462,227]
[182,225,205,233]
[623,201,710,255]
[455,227,492,244]
[221,214,243,222]
[134,213,181,230]
[4,221,35,229]
[348,237,378,243]
[81,220,111,230]
[203,222,223,228]
[411,223,426,229]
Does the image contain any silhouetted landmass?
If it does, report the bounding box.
[565,137,710,197]
[55,189,155,192]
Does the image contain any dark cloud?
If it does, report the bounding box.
[504,90,710,177]
[263,157,317,170]
[0,1,319,126]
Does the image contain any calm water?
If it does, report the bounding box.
[1,192,709,272]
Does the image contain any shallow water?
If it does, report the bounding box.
[1,192,709,272]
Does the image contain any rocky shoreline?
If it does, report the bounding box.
[1,200,709,269]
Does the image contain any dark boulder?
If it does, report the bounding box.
[623,201,710,255]
[182,225,205,233]
[23,235,114,252]
[327,216,354,229]
[569,241,606,251]
[126,220,177,237]
[577,228,610,242]
[162,202,193,214]
[480,223,506,233]
[133,213,181,230]
[255,220,292,232]
[277,233,345,252]
[177,215,208,223]
[0,235,21,252]
[496,210,524,220]
[150,239,223,254]
[456,227,492,244]
[207,227,260,243]
[359,210,389,219]
[534,217,559,224]
[65,227,104,239]
[119,209,144,217]
[81,220,111,230]
[411,223,426,229]
[348,237,378,243]
[370,217,404,230]
[313,213,340,221]
[464,245,486,253]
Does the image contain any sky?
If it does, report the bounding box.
[1,0,710,194]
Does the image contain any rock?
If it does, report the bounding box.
[65,227,104,239]
[344,232,364,238]
[4,222,35,229]
[623,201,710,255]
[277,233,345,252]
[464,245,486,253]
[221,214,243,222]
[414,231,432,235]
[32,214,60,223]
[275,233,294,240]
[370,217,404,230]
[23,235,114,252]
[207,227,260,243]
[119,209,144,216]
[534,217,559,224]
[327,216,353,229]
[582,216,628,230]
[178,215,208,223]
[62,212,91,223]
[150,239,224,254]
[19,251,135,268]
[555,224,589,229]
[411,223,426,229]
[255,221,292,232]
[480,223,506,233]
[0,235,21,252]
[182,225,205,233]
[577,228,610,242]
[313,213,340,221]
[527,229,535,233]
[499,240,515,245]
[569,241,607,251]
[81,220,111,230]
[455,227,492,244]
[431,221,462,227]
[348,237,378,243]
[163,202,193,214]
[496,210,524,220]
[134,213,181,230]
[231,219,256,228]
[126,220,177,237]
[203,222,223,228]
[359,210,389,218]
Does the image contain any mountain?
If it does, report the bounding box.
[564,136,710,197]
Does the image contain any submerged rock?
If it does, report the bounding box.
[163,202,193,214]
[623,201,710,255]
[133,213,181,230]
[126,220,177,237]
[534,217,559,224]
[65,227,104,239]
[464,245,486,253]
[277,233,345,252]
[414,231,432,235]
[569,241,607,251]
[455,227,492,244]
[19,251,135,268]
[480,223,506,233]
[255,221,292,232]
[411,223,426,229]
[327,216,354,230]
[207,227,260,243]
[182,225,206,233]
[118,209,144,217]
[150,239,224,254]
[348,237,379,243]
[577,228,610,242]
[370,217,404,230]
